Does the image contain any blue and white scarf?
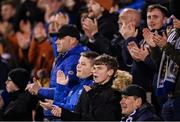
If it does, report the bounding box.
[156,29,180,96]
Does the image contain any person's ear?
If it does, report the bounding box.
[108,69,114,77]
[69,37,77,46]
[135,97,142,108]
[100,6,105,12]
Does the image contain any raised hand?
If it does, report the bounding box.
[56,70,69,85]
[128,41,149,61]
[143,28,156,47]
[48,12,69,31]
[82,18,98,39]
[120,22,138,40]
[172,15,180,29]
[16,32,31,49]
[26,77,41,95]
[152,32,167,48]
[55,12,69,28]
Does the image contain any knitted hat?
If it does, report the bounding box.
[121,84,147,103]
[95,0,113,11]
[8,68,30,90]
[57,24,80,40]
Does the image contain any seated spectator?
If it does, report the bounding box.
[120,84,162,121]
[1,68,38,121]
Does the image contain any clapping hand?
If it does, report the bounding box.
[56,70,69,85]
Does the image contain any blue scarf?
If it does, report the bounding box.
[156,29,180,96]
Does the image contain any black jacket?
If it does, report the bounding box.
[0,59,10,90]
[3,90,38,121]
[87,12,119,55]
[61,80,122,121]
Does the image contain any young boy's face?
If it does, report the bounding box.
[92,64,113,84]
[76,56,92,79]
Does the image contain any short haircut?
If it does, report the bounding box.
[81,51,99,60]
[80,51,99,65]
[147,4,169,17]
[93,54,118,71]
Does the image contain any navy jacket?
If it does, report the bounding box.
[121,103,162,121]
[0,59,10,90]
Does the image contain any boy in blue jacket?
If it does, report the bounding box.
[40,51,99,116]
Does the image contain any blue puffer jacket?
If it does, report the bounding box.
[53,76,93,112]
[38,44,89,99]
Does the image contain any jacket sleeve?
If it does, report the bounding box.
[150,46,162,70]
[87,32,111,54]
[122,37,137,66]
[61,90,87,121]
[53,84,70,106]
[38,88,55,99]
[163,42,180,64]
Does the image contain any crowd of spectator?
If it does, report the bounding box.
[0,0,179,121]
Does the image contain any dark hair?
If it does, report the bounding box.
[147,4,169,17]
[93,54,118,71]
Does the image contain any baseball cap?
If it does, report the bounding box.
[121,84,147,103]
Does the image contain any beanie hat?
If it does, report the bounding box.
[95,0,113,11]
[8,68,30,90]
[57,24,80,40]
[121,84,147,103]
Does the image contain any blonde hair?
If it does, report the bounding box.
[112,70,132,91]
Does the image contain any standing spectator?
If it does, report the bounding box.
[28,21,54,87]
[142,4,170,111]
[82,0,118,54]
[147,15,180,121]
[0,0,16,33]
[119,5,169,109]
[119,8,154,91]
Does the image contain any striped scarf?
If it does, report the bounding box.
[156,29,180,96]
